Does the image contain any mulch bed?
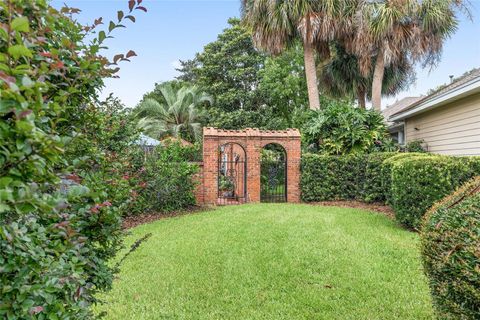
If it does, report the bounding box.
[122,206,211,230]
[122,201,395,229]
[307,201,395,219]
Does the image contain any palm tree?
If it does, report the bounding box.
[319,43,414,108]
[135,83,213,142]
[350,0,466,110]
[242,0,353,110]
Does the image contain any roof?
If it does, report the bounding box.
[382,96,423,123]
[390,68,480,121]
[135,134,161,147]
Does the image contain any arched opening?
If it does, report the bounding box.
[261,143,287,202]
[217,143,247,205]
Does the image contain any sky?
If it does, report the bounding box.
[52,0,480,109]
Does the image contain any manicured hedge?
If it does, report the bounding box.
[379,152,430,205]
[359,152,397,203]
[301,153,398,203]
[390,156,480,229]
[301,154,364,201]
[421,176,480,319]
[301,152,480,229]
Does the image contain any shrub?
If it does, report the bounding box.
[303,100,397,155]
[421,176,480,319]
[390,156,480,229]
[0,0,145,318]
[301,152,406,203]
[301,153,365,201]
[132,143,198,214]
[404,139,427,153]
[359,152,398,203]
[380,153,431,204]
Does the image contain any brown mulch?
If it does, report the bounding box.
[122,201,395,230]
[122,206,212,230]
[307,200,395,219]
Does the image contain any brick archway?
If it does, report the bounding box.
[196,127,301,205]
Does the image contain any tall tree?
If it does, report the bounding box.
[176,18,266,112]
[242,0,351,110]
[350,0,465,110]
[258,43,309,125]
[319,44,415,108]
[135,83,212,142]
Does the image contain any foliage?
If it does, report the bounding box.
[390,156,480,229]
[301,152,400,203]
[301,154,365,201]
[379,153,431,205]
[421,176,480,319]
[0,0,145,318]
[301,152,480,229]
[63,96,145,218]
[205,106,286,130]
[359,152,398,203]
[258,43,309,126]
[135,82,212,142]
[303,101,396,155]
[176,18,266,112]
[97,204,434,319]
[132,143,198,215]
[350,0,466,109]
[319,43,415,107]
[404,139,427,153]
[242,0,353,110]
[175,18,311,130]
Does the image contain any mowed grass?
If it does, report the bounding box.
[97,204,433,320]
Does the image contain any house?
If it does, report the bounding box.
[382,96,423,145]
[386,68,480,156]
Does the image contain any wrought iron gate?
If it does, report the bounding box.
[217,143,246,205]
[260,146,286,203]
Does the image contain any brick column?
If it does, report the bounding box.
[286,130,301,203]
[202,128,218,205]
[245,128,261,203]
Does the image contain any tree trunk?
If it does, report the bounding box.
[371,48,385,111]
[357,86,366,109]
[303,40,321,110]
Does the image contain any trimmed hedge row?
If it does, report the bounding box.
[301,154,364,201]
[421,176,480,319]
[301,153,480,228]
[391,156,478,229]
[301,152,419,203]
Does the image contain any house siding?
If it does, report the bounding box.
[405,93,480,156]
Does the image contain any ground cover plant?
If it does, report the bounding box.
[97,204,433,320]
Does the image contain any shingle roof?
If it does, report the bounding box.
[382,96,423,123]
[390,68,480,118]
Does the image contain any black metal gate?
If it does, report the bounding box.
[217,143,247,205]
[261,145,286,203]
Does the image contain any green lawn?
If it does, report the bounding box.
[97,204,433,319]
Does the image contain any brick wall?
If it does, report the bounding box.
[195,128,301,205]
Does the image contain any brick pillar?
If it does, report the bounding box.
[245,128,261,203]
[202,128,218,205]
[286,131,301,203]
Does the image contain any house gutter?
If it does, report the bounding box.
[390,77,480,121]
